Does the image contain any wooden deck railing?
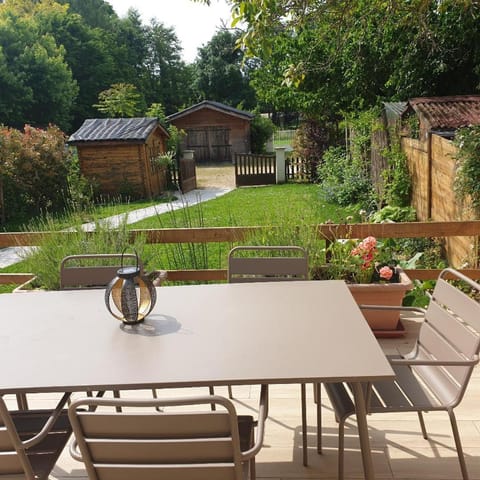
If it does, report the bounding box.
[1,220,480,285]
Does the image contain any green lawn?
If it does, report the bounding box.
[1,184,359,289]
[131,184,359,274]
[133,184,358,229]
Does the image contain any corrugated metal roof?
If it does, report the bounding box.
[68,117,167,144]
[383,101,407,126]
[167,100,254,122]
[406,95,480,130]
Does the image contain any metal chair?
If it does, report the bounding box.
[0,393,72,480]
[228,245,309,283]
[324,268,480,480]
[68,386,268,480]
[60,253,142,289]
[227,245,310,465]
[60,254,156,408]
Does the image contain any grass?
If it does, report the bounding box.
[131,184,359,276]
[0,184,358,289]
[134,184,357,229]
[0,195,175,232]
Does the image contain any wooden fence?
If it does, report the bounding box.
[402,134,477,267]
[2,220,480,285]
[286,156,315,182]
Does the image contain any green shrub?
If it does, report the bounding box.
[381,143,412,207]
[317,146,372,206]
[250,114,275,153]
[0,125,73,223]
[453,125,480,216]
[370,205,416,223]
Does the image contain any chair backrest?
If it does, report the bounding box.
[414,268,480,407]
[68,395,250,480]
[60,253,143,289]
[228,246,308,283]
[0,394,72,480]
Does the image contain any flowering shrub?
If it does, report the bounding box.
[312,235,400,283]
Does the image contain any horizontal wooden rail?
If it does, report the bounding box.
[2,220,480,285]
[2,221,480,247]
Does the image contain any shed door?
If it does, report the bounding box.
[186,127,231,163]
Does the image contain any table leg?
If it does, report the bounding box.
[301,383,308,466]
[351,382,375,480]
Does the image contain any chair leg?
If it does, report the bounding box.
[338,418,346,480]
[448,409,469,480]
[113,390,122,412]
[208,385,216,411]
[418,411,428,439]
[16,394,28,410]
[301,383,308,466]
[228,385,233,399]
[315,383,322,454]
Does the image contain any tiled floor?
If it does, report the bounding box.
[17,314,480,479]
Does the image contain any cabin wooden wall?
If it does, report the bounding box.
[77,129,167,199]
[402,134,478,267]
[170,109,251,162]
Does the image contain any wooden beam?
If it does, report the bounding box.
[3,221,480,247]
[0,273,35,285]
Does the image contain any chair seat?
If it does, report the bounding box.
[9,409,72,480]
[237,415,255,452]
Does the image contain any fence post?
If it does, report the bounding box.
[275,147,286,184]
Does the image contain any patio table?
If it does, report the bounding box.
[0,280,394,480]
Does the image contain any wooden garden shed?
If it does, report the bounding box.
[167,100,254,163]
[68,117,169,199]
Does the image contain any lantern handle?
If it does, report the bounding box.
[121,248,139,270]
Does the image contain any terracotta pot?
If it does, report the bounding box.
[347,269,412,332]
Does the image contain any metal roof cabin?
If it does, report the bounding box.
[400,95,480,140]
[68,117,170,199]
[167,101,254,163]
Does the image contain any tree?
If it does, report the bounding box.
[0,0,78,130]
[193,29,256,109]
[196,0,480,119]
[94,83,143,117]
[141,18,193,114]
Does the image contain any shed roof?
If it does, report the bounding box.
[402,95,480,130]
[167,100,254,122]
[68,117,168,144]
[383,102,407,126]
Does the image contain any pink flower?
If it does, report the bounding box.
[379,266,394,281]
[360,236,377,251]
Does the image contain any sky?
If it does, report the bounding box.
[106,0,233,63]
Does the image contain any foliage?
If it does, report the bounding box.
[453,125,480,216]
[0,0,78,130]
[152,150,175,169]
[19,213,148,291]
[370,205,416,223]
[317,146,372,207]
[211,0,480,120]
[250,114,275,153]
[0,124,72,221]
[94,83,143,117]
[292,119,331,159]
[193,29,257,109]
[381,142,412,207]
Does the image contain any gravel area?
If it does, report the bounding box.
[196,163,235,190]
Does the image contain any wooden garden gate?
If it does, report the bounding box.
[234,153,276,187]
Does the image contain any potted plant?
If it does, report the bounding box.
[311,236,413,336]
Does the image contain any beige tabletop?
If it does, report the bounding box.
[0,280,393,394]
[0,280,393,479]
